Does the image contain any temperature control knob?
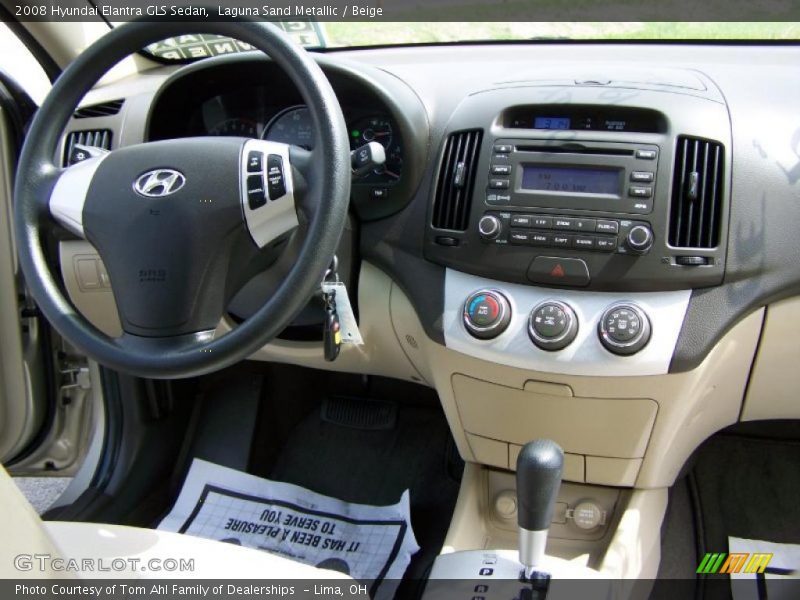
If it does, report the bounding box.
[463,289,511,339]
[478,215,502,241]
[598,303,651,356]
[625,225,654,254]
[528,301,578,351]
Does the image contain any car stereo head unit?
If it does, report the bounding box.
[486,139,659,215]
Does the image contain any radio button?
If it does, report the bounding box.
[552,234,573,248]
[573,218,597,232]
[635,149,657,160]
[532,215,553,229]
[489,179,510,189]
[553,217,576,230]
[491,165,512,175]
[527,257,590,287]
[486,193,511,204]
[596,236,618,252]
[509,230,531,245]
[596,220,619,234]
[511,214,534,228]
[629,186,653,198]
[530,232,553,247]
[573,236,596,250]
[493,144,513,153]
[631,171,654,183]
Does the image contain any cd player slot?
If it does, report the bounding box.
[514,145,635,157]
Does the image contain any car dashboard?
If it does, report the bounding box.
[56,41,800,511]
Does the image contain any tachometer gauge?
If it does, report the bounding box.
[263,106,315,150]
[349,116,403,183]
[208,118,260,137]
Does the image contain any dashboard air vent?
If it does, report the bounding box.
[63,130,112,166]
[432,129,483,231]
[669,136,724,249]
[73,99,125,119]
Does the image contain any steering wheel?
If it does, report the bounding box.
[13,20,351,379]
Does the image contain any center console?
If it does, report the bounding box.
[424,82,731,373]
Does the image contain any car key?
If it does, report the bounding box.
[323,289,342,362]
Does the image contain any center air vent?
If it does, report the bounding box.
[73,99,125,119]
[669,136,724,249]
[432,129,483,231]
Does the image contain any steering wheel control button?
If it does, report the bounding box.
[246,174,267,209]
[598,303,652,356]
[463,290,511,340]
[246,151,263,172]
[528,301,578,351]
[625,224,654,254]
[527,256,590,287]
[266,154,286,200]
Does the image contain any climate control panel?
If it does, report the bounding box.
[445,269,691,377]
[462,290,651,356]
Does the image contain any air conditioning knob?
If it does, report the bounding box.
[478,215,502,241]
[528,301,578,351]
[625,225,654,254]
[463,289,511,339]
[598,303,651,356]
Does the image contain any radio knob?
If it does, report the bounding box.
[598,303,651,356]
[478,215,502,241]
[463,289,511,340]
[625,225,654,254]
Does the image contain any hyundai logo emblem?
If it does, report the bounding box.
[133,169,186,198]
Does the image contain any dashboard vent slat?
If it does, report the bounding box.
[63,129,112,166]
[432,129,483,231]
[669,135,724,249]
[73,99,125,119]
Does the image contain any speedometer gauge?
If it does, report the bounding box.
[349,116,403,183]
[263,106,315,150]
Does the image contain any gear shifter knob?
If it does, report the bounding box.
[516,439,564,577]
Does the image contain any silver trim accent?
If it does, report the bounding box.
[49,154,109,237]
[133,168,186,198]
[444,268,691,377]
[240,139,298,248]
[519,528,548,576]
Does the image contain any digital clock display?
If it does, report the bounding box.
[534,117,571,130]
[521,165,621,195]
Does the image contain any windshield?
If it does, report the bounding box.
[142,22,800,61]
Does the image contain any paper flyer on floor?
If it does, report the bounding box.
[158,459,419,596]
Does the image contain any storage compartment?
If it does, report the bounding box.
[452,374,657,459]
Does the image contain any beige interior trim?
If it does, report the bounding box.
[0,104,39,462]
[741,296,800,421]
[389,284,763,488]
[0,465,74,578]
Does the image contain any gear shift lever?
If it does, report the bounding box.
[516,439,564,579]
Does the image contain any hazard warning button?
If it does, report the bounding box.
[527,256,590,287]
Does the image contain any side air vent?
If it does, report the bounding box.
[63,130,112,166]
[669,136,724,249]
[73,99,125,119]
[432,129,483,231]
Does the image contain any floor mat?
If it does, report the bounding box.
[250,372,462,599]
[683,429,800,600]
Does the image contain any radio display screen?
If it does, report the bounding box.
[521,165,621,195]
